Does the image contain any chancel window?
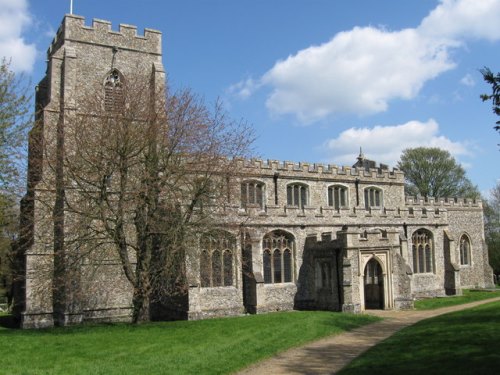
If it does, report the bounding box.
[104,69,124,112]
[364,187,382,209]
[412,229,434,273]
[200,232,235,287]
[328,185,348,209]
[262,231,294,284]
[241,181,265,209]
[460,234,471,266]
[287,183,308,208]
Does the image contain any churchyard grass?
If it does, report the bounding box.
[414,288,500,310]
[0,311,379,375]
[339,300,500,375]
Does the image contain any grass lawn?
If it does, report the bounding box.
[414,289,500,310]
[0,311,379,375]
[339,300,500,375]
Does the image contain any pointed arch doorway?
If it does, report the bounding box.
[364,258,384,309]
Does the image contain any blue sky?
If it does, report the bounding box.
[2,0,499,195]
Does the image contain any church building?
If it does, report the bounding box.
[16,15,494,328]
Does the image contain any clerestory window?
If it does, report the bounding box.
[364,187,382,209]
[328,185,348,209]
[241,180,265,209]
[287,183,308,208]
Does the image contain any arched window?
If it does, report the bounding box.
[199,232,235,287]
[104,69,124,112]
[328,185,348,209]
[364,187,382,209]
[241,180,265,209]
[460,234,471,266]
[412,229,434,273]
[262,231,295,284]
[287,183,308,208]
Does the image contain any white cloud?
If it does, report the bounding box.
[227,77,260,100]
[261,27,454,123]
[322,119,469,167]
[232,0,500,124]
[419,0,500,41]
[0,0,36,72]
[460,73,475,87]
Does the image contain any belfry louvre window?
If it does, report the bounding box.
[241,181,265,209]
[460,234,471,266]
[287,183,308,208]
[200,232,235,287]
[104,69,124,112]
[364,187,382,209]
[412,229,434,273]
[328,185,348,209]
[262,231,294,284]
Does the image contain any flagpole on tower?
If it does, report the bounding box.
[70,0,73,14]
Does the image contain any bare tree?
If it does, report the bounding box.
[45,75,254,323]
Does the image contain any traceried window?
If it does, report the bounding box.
[364,187,383,209]
[328,185,348,209]
[460,234,471,266]
[200,232,235,287]
[104,69,124,112]
[287,183,308,208]
[241,180,265,209]
[412,229,434,273]
[262,231,294,284]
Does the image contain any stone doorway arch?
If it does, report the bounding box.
[364,258,384,309]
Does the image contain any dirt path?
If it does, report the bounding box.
[235,297,500,375]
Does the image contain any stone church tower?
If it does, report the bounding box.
[17,14,164,328]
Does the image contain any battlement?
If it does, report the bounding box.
[47,14,161,57]
[235,158,404,181]
[405,196,482,208]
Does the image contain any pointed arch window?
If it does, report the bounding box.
[199,232,235,287]
[412,229,434,273]
[460,234,471,266]
[262,231,295,284]
[104,69,124,112]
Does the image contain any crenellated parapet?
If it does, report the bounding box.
[47,14,162,58]
[235,158,404,182]
[405,196,483,209]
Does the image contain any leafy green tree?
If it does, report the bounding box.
[484,182,500,278]
[397,147,480,199]
[480,67,500,134]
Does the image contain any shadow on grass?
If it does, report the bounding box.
[338,301,500,375]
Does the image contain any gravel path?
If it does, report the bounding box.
[235,297,500,375]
